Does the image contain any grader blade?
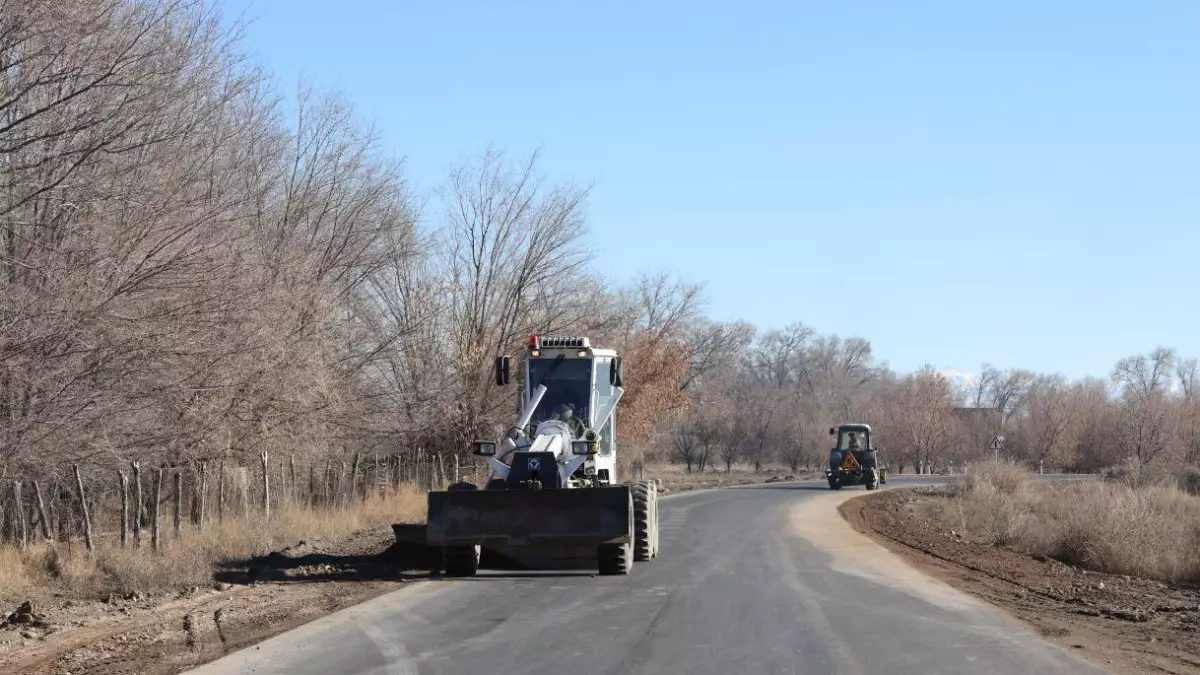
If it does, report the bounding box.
[426,485,633,547]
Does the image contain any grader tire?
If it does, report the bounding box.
[598,542,632,575]
[632,480,654,562]
[443,545,479,577]
[649,481,661,558]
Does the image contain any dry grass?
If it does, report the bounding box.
[0,485,426,602]
[937,461,1200,583]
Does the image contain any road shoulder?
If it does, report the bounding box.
[839,487,1200,675]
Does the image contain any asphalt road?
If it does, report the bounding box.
[187,476,1105,675]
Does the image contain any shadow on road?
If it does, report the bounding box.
[428,571,600,581]
[213,547,418,585]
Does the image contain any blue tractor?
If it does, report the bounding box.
[826,423,888,490]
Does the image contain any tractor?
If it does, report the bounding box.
[826,423,888,490]
[416,335,660,576]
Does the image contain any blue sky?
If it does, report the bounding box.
[216,0,1199,381]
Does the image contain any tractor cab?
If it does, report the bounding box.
[826,423,887,490]
[833,424,873,455]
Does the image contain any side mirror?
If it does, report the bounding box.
[829,427,837,436]
[471,440,497,456]
[610,357,623,387]
[572,440,597,455]
[494,356,510,386]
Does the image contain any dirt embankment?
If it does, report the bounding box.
[842,487,1200,675]
[0,526,421,675]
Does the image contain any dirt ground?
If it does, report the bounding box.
[841,486,1200,675]
[0,468,798,674]
[0,526,415,675]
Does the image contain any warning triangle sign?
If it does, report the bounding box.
[841,451,860,470]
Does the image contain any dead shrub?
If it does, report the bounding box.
[954,460,1030,497]
[933,470,1200,584]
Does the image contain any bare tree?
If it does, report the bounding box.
[1112,347,1177,464]
[1018,375,1075,470]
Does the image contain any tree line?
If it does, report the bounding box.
[666,332,1199,476]
[0,0,723,484]
[1,0,1192,489]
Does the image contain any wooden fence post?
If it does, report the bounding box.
[132,462,143,546]
[279,456,287,506]
[312,461,321,504]
[173,470,183,537]
[242,467,250,522]
[323,458,333,505]
[49,480,60,541]
[217,460,226,521]
[73,465,95,553]
[33,481,51,540]
[119,471,130,548]
[198,462,207,531]
[153,467,163,551]
[13,481,28,549]
[261,451,270,520]
[372,453,380,496]
[339,460,347,505]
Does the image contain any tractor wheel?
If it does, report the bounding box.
[443,545,479,577]
[879,470,888,485]
[631,480,654,562]
[827,474,842,490]
[598,542,632,575]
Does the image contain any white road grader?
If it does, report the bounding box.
[421,335,661,576]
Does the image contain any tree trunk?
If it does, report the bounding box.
[73,465,95,553]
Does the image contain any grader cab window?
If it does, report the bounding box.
[527,356,592,426]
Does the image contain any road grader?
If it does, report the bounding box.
[413,335,660,576]
[826,423,888,490]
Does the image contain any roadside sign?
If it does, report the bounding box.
[989,436,1005,451]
